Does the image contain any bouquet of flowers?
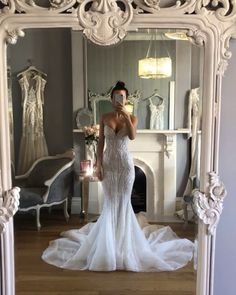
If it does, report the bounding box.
[83,125,99,170]
[83,125,99,146]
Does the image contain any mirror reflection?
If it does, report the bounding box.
[7,27,202,295]
[86,28,202,131]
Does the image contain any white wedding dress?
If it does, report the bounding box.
[42,125,194,271]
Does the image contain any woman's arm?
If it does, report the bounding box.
[116,105,138,140]
[95,116,105,180]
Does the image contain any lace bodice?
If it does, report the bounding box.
[103,125,134,181]
[104,125,129,147]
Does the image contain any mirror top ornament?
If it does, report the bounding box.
[0,0,236,58]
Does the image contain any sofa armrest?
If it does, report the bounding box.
[43,160,74,203]
[15,174,28,180]
[44,160,74,187]
[13,177,28,188]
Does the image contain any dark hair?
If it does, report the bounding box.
[111,81,129,98]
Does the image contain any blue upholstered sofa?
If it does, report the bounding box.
[13,152,75,230]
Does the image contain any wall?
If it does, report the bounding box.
[86,37,201,198]
[175,41,192,198]
[87,37,176,129]
[214,39,236,295]
[8,28,73,172]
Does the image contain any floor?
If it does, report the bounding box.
[14,210,197,295]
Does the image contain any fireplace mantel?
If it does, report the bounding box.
[73,128,191,134]
[73,128,196,222]
[129,131,183,222]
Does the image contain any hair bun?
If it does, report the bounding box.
[111,80,129,98]
[116,81,125,88]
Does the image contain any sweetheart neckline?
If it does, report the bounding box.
[105,125,126,135]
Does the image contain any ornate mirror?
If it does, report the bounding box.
[89,89,141,124]
[76,108,93,128]
[0,1,232,295]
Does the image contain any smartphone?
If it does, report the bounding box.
[114,93,124,105]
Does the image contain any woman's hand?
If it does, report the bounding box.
[95,165,103,181]
[115,102,138,140]
[115,103,130,121]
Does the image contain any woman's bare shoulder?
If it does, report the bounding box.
[104,112,114,117]
[101,112,114,122]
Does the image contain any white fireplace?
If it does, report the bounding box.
[81,129,189,222]
[128,130,186,222]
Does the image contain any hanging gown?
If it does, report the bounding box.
[183,88,201,197]
[17,72,48,174]
[149,98,165,130]
[42,125,194,271]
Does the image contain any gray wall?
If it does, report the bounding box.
[214,39,236,295]
[86,37,201,198]
[8,28,73,171]
[175,41,192,198]
[87,38,176,129]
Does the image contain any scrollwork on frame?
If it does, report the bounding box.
[89,88,141,123]
[217,27,236,76]
[2,0,78,14]
[193,172,227,235]
[143,0,160,10]
[186,29,206,47]
[194,0,236,21]
[0,0,8,5]
[77,0,134,46]
[0,186,20,234]
[128,90,141,116]
[89,90,110,103]
[49,0,74,9]
[217,59,228,76]
[5,28,25,44]
[132,0,196,15]
[1,0,236,47]
[0,0,15,14]
[0,0,235,17]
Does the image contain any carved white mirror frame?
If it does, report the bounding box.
[0,1,233,295]
[89,89,141,123]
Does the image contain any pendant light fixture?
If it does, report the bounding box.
[138,30,172,79]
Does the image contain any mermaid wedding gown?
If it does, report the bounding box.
[42,125,194,271]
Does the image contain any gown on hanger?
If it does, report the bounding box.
[42,125,194,271]
[17,71,48,174]
[149,98,165,130]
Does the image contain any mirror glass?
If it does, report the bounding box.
[87,28,203,131]
[7,27,202,294]
[76,108,93,128]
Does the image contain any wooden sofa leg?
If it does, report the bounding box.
[183,202,189,226]
[64,199,70,222]
[36,206,41,231]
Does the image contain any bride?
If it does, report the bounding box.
[42,81,194,272]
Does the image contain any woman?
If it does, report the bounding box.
[95,81,137,182]
[42,81,194,271]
